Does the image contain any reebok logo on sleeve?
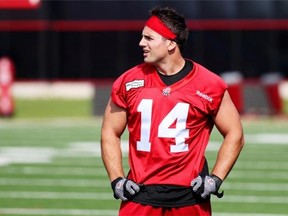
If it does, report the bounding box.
[196,90,213,103]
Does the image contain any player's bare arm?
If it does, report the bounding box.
[101,98,127,182]
[211,90,245,181]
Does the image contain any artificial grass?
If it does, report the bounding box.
[11,98,92,119]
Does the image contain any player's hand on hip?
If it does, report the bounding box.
[191,174,224,199]
[111,177,141,201]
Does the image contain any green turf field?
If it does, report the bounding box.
[0,99,288,216]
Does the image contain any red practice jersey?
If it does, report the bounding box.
[111,60,227,186]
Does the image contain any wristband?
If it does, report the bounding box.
[211,174,224,198]
[210,174,222,189]
[111,177,123,191]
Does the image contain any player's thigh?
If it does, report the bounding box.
[119,201,162,216]
[164,202,211,216]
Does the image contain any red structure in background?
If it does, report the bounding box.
[0,0,41,9]
[264,84,283,114]
[221,72,283,115]
[221,71,244,114]
[261,73,283,115]
[0,57,15,117]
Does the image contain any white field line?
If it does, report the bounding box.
[0,191,112,200]
[3,166,108,176]
[50,160,104,167]
[1,178,288,192]
[0,178,108,187]
[1,134,288,166]
[244,134,288,145]
[0,208,285,216]
[0,192,287,204]
[0,118,101,129]
[44,159,288,170]
[3,166,288,180]
[2,157,285,171]
[229,170,288,180]
[12,81,95,99]
[213,195,288,204]
[223,182,288,191]
[235,161,288,170]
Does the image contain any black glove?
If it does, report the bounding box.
[111,177,141,201]
[191,174,224,199]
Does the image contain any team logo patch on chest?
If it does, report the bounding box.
[125,80,144,91]
[162,87,171,96]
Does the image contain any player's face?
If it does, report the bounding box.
[139,26,170,65]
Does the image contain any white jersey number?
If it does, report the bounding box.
[137,99,189,153]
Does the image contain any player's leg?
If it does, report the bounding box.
[119,201,163,216]
[164,202,211,216]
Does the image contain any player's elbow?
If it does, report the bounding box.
[239,132,245,150]
[231,127,245,151]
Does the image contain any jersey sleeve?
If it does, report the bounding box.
[110,63,148,109]
[206,73,228,114]
[111,74,127,109]
[194,64,228,115]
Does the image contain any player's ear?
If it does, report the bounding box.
[167,40,177,51]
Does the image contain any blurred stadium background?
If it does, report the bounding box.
[0,0,288,215]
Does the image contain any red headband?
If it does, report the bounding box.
[145,16,177,40]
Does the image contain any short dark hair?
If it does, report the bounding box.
[150,6,189,53]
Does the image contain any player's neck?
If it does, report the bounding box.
[156,57,186,76]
